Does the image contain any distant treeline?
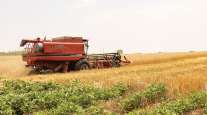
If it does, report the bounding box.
[0,51,23,56]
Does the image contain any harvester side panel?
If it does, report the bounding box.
[30,56,83,62]
[52,36,83,42]
[43,42,84,54]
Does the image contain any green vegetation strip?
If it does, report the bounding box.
[1,80,205,115]
[0,80,127,115]
[205,103,207,114]
[128,91,207,115]
[120,84,167,112]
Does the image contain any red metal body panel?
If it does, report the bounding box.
[30,56,83,62]
[52,36,83,42]
[26,55,83,66]
[43,42,84,54]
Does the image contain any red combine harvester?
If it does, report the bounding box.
[20,36,130,73]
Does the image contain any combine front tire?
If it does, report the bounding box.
[75,59,90,70]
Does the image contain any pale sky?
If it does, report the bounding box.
[1,0,207,53]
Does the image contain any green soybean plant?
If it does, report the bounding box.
[0,80,127,115]
[154,92,207,115]
[204,103,207,114]
[121,83,167,112]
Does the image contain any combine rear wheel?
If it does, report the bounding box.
[75,59,90,70]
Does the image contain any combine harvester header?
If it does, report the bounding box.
[20,36,130,73]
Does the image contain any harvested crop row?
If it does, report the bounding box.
[128,91,207,115]
[120,83,167,112]
[0,80,127,115]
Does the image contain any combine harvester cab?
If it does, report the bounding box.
[20,36,130,73]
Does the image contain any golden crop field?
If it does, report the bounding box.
[0,51,207,114]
